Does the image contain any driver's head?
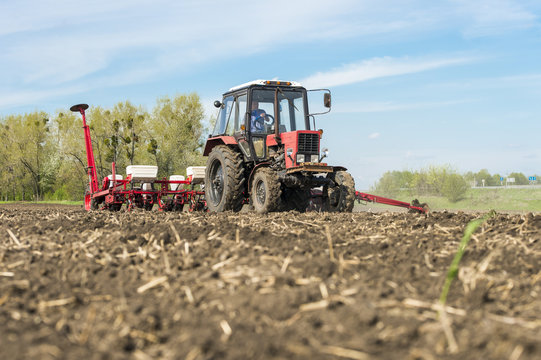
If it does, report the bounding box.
[251,101,259,110]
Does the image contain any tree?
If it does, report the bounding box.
[50,111,88,200]
[492,173,503,186]
[149,93,206,177]
[0,120,23,200]
[9,112,56,200]
[508,172,529,185]
[442,173,469,202]
[110,101,149,167]
[373,170,413,197]
[474,169,494,186]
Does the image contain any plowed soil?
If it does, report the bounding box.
[1,204,540,360]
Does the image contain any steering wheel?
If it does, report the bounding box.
[264,114,274,126]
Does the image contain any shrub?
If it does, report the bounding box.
[442,173,469,202]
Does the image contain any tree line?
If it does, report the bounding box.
[0,93,207,201]
[373,167,540,203]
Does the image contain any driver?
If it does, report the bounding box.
[251,101,267,132]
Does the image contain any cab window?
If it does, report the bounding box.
[233,94,247,133]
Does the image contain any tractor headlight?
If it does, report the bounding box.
[296,154,305,163]
[311,154,319,163]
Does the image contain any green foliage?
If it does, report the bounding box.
[374,165,468,202]
[372,171,404,197]
[0,112,56,200]
[374,167,534,204]
[149,93,206,177]
[508,172,529,185]
[442,173,469,202]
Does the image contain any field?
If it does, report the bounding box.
[1,203,540,359]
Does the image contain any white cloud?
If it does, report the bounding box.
[301,56,475,88]
[368,132,380,139]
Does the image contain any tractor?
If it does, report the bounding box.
[203,80,355,213]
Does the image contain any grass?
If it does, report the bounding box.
[356,187,541,212]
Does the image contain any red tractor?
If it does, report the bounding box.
[203,80,355,213]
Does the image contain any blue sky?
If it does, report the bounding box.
[1,0,540,188]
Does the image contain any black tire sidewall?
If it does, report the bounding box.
[205,146,245,212]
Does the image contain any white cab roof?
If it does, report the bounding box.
[228,79,303,92]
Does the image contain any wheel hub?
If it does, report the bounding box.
[255,180,266,205]
[209,161,224,205]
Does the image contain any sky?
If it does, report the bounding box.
[1,0,540,189]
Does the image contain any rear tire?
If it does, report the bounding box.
[251,167,281,214]
[205,146,245,212]
[325,171,355,212]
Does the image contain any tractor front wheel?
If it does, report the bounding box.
[325,171,355,212]
[251,167,281,214]
[205,146,245,212]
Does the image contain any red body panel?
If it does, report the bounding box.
[266,134,278,147]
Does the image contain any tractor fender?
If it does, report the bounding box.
[247,162,272,192]
[203,136,238,156]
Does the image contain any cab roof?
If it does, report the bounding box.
[228,79,303,93]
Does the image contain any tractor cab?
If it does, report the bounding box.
[205,80,330,168]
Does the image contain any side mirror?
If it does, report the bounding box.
[214,100,223,108]
[323,93,331,108]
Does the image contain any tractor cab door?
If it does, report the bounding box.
[212,93,252,158]
[248,95,275,161]
[212,94,247,137]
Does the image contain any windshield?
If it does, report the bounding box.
[250,88,307,134]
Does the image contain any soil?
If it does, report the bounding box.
[1,203,540,360]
